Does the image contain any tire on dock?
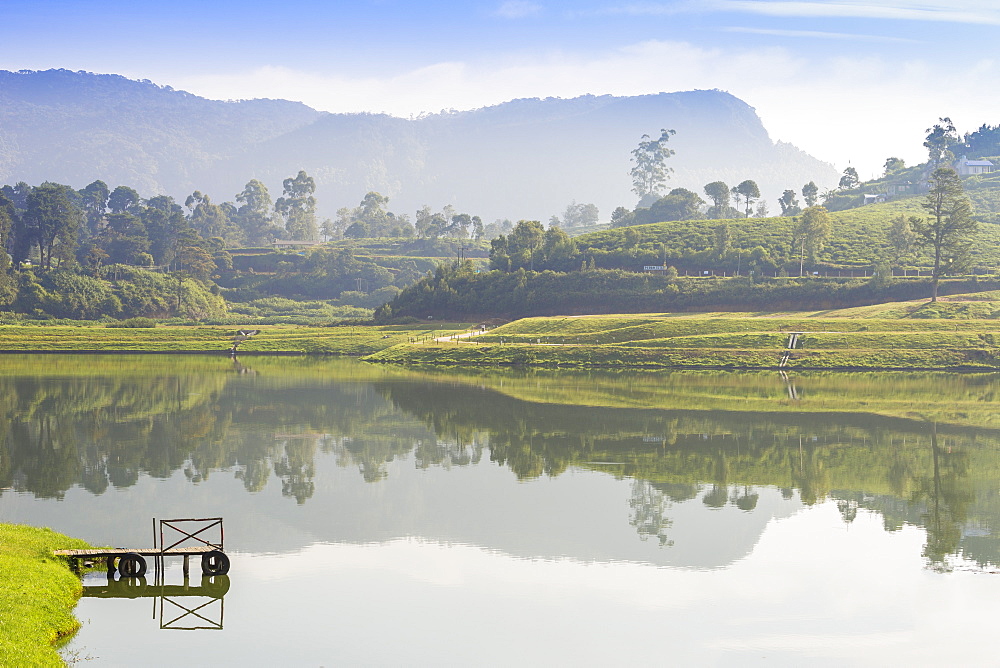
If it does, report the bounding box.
[118,553,147,578]
[201,550,230,575]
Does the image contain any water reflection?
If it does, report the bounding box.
[2,355,999,571]
[83,575,229,630]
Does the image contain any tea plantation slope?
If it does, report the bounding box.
[365,310,1000,370]
[572,196,1000,272]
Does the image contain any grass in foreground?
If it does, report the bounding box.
[0,524,91,666]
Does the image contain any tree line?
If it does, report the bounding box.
[0,170,523,319]
[481,166,975,305]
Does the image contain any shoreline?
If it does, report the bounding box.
[0,347,995,372]
[0,347,996,371]
[0,523,92,666]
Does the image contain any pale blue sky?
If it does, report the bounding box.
[3,1,999,176]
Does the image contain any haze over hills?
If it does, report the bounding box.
[0,69,838,224]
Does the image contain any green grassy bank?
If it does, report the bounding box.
[0,322,469,355]
[0,524,91,666]
[365,304,1000,371]
[366,340,999,370]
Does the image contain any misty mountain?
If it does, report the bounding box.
[0,69,838,224]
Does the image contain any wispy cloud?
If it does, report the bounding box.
[717,1,1000,24]
[494,1,543,19]
[592,1,1000,25]
[722,26,920,42]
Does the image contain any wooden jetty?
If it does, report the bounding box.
[55,517,229,578]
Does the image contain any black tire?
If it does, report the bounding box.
[201,550,230,576]
[118,553,147,578]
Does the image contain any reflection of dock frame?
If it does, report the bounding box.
[83,574,228,630]
[160,592,224,631]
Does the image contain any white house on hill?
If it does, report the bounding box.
[954,155,995,176]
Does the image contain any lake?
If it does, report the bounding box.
[2,355,1000,666]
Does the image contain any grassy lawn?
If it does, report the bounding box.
[0,524,91,666]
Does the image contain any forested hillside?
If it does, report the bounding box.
[0,70,838,224]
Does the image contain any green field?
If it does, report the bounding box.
[0,323,471,355]
[0,524,92,666]
[365,299,1000,371]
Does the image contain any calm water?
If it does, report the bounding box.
[3,355,1000,666]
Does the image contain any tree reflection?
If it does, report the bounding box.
[273,438,317,504]
[3,358,1000,570]
[916,425,974,571]
[629,480,674,546]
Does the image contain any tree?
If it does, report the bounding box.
[415,205,445,239]
[888,214,919,263]
[446,213,469,238]
[778,189,801,216]
[733,180,760,218]
[357,191,390,235]
[964,124,1000,158]
[552,201,599,229]
[801,181,819,207]
[541,226,577,267]
[0,181,30,213]
[141,195,189,266]
[482,218,514,240]
[924,117,959,168]
[713,223,731,258]
[883,157,906,176]
[643,188,704,223]
[21,183,81,270]
[630,129,676,198]
[794,206,832,268]
[108,185,140,214]
[839,167,860,190]
[186,191,243,246]
[490,220,546,271]
[235,179,281,245]
[319,218,335,241]
[609,206,635,228]
[275,170,318,241]
[174,243,216,282]
[912,167,976,301]
[704,181,731,218]
[339,191,413,238]
[98,212,150,265]
[78,180,109,235]
[0,190,15,252]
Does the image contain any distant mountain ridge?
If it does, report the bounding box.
[0,69,838,223]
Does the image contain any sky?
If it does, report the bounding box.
[3,0,999,178]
